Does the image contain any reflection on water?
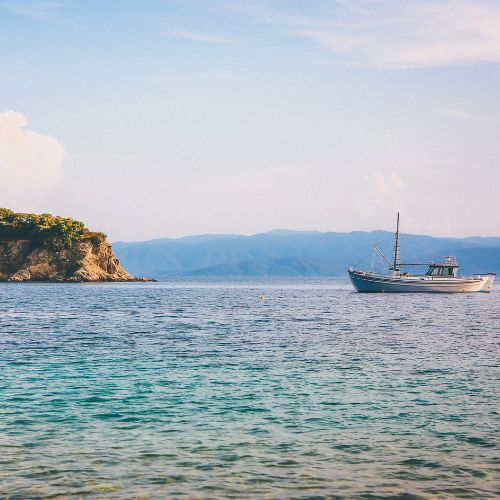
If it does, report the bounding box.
[0,281,498,497]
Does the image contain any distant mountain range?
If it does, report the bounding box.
[113,230,500,279]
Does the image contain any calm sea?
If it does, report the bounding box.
[0,281,498,498]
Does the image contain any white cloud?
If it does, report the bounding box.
[356,172,405,217]
[371,172,405,196]
[168,30,230,44]
[247,0,500,67]
[0,111,65,207]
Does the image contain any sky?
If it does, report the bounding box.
[1,0,499,241]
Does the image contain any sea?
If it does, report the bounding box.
[0,280,498,498]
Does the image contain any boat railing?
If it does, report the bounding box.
[351,269,487,281]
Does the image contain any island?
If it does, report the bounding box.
[0,208,154,282]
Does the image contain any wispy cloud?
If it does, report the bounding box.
[441,109,473,120]
[167,30,230,44]
[233,0,500,68]
[150,73,239,84]
[1,1,66,19]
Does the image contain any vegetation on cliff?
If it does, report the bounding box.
[0,208,106,251]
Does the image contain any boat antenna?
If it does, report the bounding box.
[391,212,400,272]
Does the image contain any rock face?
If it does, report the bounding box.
[0,237,151,282]
[0,209,153,282]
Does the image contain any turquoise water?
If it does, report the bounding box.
[0,281,498,498]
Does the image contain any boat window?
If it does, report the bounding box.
[426,264,457,277]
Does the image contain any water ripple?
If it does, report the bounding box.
[0,281,499,497]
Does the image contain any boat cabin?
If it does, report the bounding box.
[425,257,459,277]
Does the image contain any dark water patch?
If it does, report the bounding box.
[462,435,496,448]
[398,458,443,469]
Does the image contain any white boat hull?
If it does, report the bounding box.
[348,270,495,293]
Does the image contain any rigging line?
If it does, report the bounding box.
[373,244,392,267]
[372,232,396,267]
[338,279,350,291]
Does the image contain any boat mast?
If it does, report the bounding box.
[392,212,400,272]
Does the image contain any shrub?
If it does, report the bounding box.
[0,208,106,251]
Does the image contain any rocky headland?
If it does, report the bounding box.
[0,208,154,282]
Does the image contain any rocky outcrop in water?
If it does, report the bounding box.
[0,209,153,282]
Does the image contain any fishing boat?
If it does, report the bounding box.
[348,213,495,293]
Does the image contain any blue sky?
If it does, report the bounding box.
[1,0,499,240]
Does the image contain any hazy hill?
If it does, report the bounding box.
[113,230,500,279]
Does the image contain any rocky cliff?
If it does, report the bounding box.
[0,209,151,282]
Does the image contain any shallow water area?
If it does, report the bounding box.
[0,280,499,497]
